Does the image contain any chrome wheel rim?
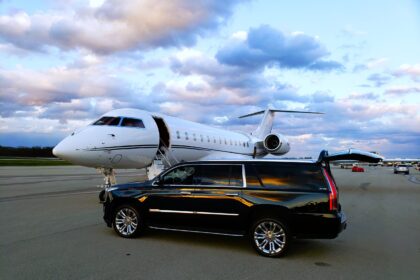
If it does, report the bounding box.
[115,208,138,236]
[254,221,286,255]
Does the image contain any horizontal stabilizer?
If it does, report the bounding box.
[239,108,323,139]
[239,109,323,119]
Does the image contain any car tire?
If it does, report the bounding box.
[113,204,143,238]
[99,190,105,202]
[250,217,290,257]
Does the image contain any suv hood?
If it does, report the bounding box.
[108,180,152,191]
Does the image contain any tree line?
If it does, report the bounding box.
[0,146,54,157]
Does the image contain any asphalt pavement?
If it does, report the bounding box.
[0,166,419,280]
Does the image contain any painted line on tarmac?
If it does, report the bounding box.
[0,172,143,178]
[0,190,100,203]
[408,175,420,185]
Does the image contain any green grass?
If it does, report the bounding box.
[0,157,73,166]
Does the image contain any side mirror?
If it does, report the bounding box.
[152,177,162,186]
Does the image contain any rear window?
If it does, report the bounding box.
[250,163,326,191]
[93,116,121,126]
[121,118,145,128]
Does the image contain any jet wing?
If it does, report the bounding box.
[317,149,383,163]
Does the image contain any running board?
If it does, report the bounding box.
[148,226,245,237]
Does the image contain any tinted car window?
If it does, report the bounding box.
[229,165,243,187]
[194,165,243,187]
[245,165,263,187]
[252,163,326,191]
[162,166,196,185]
[121,118,145,128]
[195,165,230,186]
[93,116,121,126]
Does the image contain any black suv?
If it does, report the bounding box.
[100,149,381,257]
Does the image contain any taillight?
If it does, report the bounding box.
[323,169,338,211]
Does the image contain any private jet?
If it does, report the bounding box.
[53,108,322,185]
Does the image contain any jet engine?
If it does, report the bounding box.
[263,133,290,155]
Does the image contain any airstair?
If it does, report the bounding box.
[146,144,179,180]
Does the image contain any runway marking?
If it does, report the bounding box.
[0,222,103,247]
[314,262,331,267]
[0,171,142,178]
[359,182,371,191]
[408,175,420,185]
[0,190,99,203]
[0,174,147,186]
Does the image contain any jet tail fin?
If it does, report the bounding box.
[239,109,323,139]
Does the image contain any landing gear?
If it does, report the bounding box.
[98,168,116,203]
[98,167,117,187]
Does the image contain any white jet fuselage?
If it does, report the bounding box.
[53,108,263,169]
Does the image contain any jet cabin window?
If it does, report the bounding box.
[121,118,145,128]
[93,116,121,126]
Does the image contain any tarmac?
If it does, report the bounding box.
[0,165,419,280]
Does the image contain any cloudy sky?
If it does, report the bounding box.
[0,0,419,158]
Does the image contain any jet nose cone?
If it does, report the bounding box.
[52,146,58,157]
[52,142,64,159]
[53,138,75,160]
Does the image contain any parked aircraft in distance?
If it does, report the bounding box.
[53,108,322,184]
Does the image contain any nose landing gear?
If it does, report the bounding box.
[98,168,116,203]
[99,168,117,187]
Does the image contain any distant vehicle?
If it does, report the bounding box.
[394,164,409,175]
[352,166,364,172]
[415,164,420,171]
[382,158,420,166]
[100,149,381,257]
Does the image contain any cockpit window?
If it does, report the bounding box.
[121,118,145,128]
[93,117,121,126]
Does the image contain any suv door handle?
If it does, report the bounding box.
[180,191,191,195]
[226,193,239,197]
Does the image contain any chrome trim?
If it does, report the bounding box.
[242,164,247,188]
[149,209,239,216]
[202,159,315,163]
[149,226,244,237]
[225,193,239,197]
[196,211,239,216]
[149,209,194,214]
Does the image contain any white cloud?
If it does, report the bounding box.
[366,58,388,69]
[342,25,367,36]
[231,31,247,41]
[393,64,420,81]
[0,0,245,54]
[384,85,420,95]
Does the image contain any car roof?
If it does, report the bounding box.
[175,159,316,165]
